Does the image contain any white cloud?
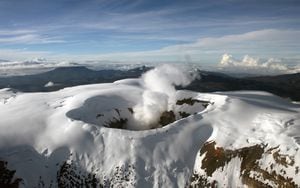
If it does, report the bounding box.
[0,49,51,61]
[0,34,64,44]
[161,29,300,53]
[218,53,300,75]
[1,29,300,66]
[67,29,300,63]
[0,29,64,44]
[0,29,36,36]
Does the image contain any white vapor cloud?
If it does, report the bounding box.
[133,64,198,129]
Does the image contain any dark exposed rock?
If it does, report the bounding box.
[96,113,104,118]
[189,173,218,188]
[176,98,211,108]
[104,164,136,187]
[127,108,134,114]
[189,141,299,187]
[57,161,100,188]
[271,147,295,168]
[0,160,22,188]
[159,111,176,126]
[104,117,128,129]
[179,111,191,118]
[57,161,136,188]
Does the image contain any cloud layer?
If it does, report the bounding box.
[218,53,300,75]
[0,29,64,44]
[1,29,300,65]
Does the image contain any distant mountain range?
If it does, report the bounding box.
[186,71,300,101]
[0,66,299,101]
[0,59,9,63]
[0,66,150,92]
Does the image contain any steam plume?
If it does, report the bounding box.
[133,64,198,129]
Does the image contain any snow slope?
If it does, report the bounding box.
[0,69,300,187]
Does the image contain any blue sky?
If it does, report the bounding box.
[0,0,300,64]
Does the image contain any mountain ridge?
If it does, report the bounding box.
[0,66,299,101]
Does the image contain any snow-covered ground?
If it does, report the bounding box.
[0,65,300,187]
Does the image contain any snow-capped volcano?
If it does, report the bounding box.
[0,65,300,187]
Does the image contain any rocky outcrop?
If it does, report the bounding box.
[189,141,299,187]
[0,160,22,188]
